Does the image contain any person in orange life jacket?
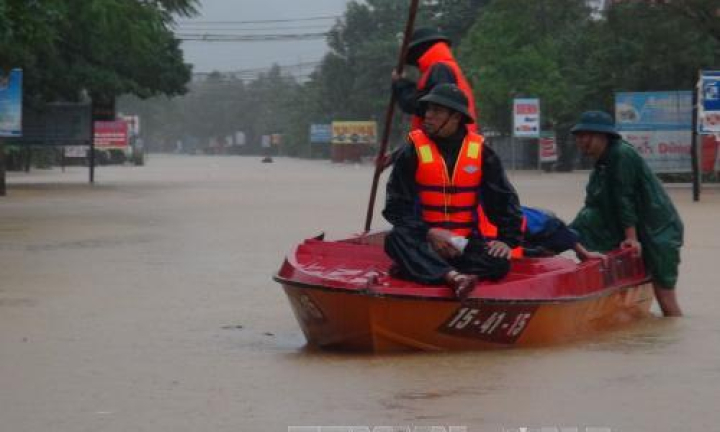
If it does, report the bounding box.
[383,84,523,300]
[392,27,478,133]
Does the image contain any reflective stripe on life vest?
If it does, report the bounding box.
[411,42,478,133]
[410,129,484,237]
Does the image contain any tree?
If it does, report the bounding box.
[459,0,719,132]
[459,0,594,134]
[662,0,720,46]
[598,2,719,94]
[0,0,198,105]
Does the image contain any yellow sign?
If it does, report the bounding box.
[331,121,377,145]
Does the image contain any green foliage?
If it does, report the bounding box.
[459,0,594,133]
[459,0,718,136]
[122,0,719,164]
[662,0,720,46]
[0,0,197,105]
[600,3,717,92]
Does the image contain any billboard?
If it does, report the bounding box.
[0,69,22,137]
[700,71,720,134]
[235,131,246,146]
[331,121,377,145]
[261,135,271,148]
[94,120,128,149]
[310,123,332,144]
[119,114,140,137]
[10,102,91,145]
[615,91,692,173]
[538,131,558,163]
[64,146,88,158]
[513,98,540,138]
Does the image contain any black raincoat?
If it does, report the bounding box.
[382,129,523,284]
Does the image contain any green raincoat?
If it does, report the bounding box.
[570,140,684,288]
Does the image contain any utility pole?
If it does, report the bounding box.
[89,117,95,184]
[691,71,700,202]
[0,138,6,196]
[510,93,517,171]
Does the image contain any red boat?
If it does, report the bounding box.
[274,232,654,352]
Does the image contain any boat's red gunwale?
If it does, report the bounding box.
[273,273,651,305]
[277,237,650,303]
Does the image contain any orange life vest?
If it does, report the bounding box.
[410,129,484,237]
[412,42,478,133]
[477,205,527,258]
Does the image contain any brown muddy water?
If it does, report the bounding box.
[1,155,719,432]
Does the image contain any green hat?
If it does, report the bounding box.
[418,83,472,123]
[408,27,451,50]
[570,111,621,139]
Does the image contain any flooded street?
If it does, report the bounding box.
[2,155,719,432]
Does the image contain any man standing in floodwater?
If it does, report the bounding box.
[570,111,684,317]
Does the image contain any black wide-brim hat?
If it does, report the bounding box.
[408,27,451,50]
[418,83,473,123]
[570,110,622,139]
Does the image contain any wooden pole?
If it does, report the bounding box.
[363,0,420,233]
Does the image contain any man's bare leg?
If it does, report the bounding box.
[654,283,683,317]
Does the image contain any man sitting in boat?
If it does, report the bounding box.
[382,83,524,300]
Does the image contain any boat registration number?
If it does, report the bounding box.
[439,304,538,344]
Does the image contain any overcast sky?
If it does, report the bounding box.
[178,0,351,75]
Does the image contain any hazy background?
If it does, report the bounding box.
[178,0,350,73]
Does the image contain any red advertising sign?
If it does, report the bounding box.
[539,132,558,163]
[702,134,719,173]
[513,98,540,138]
[515,103,538,115]
[94,120,128,148]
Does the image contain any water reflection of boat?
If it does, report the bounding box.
[274,232,653,352]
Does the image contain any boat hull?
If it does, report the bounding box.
[279,279,653,352]
[275,233,654,352]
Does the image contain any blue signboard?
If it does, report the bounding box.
[615,91,692,131]
[700,71,720,134]
[615,91,693,173]
[702,71,720,111]
[0,69,23,137]
[309,123,331,144]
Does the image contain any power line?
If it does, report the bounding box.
[176,32,329,42]
[173,24,333,32]
[175,15,340,25]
